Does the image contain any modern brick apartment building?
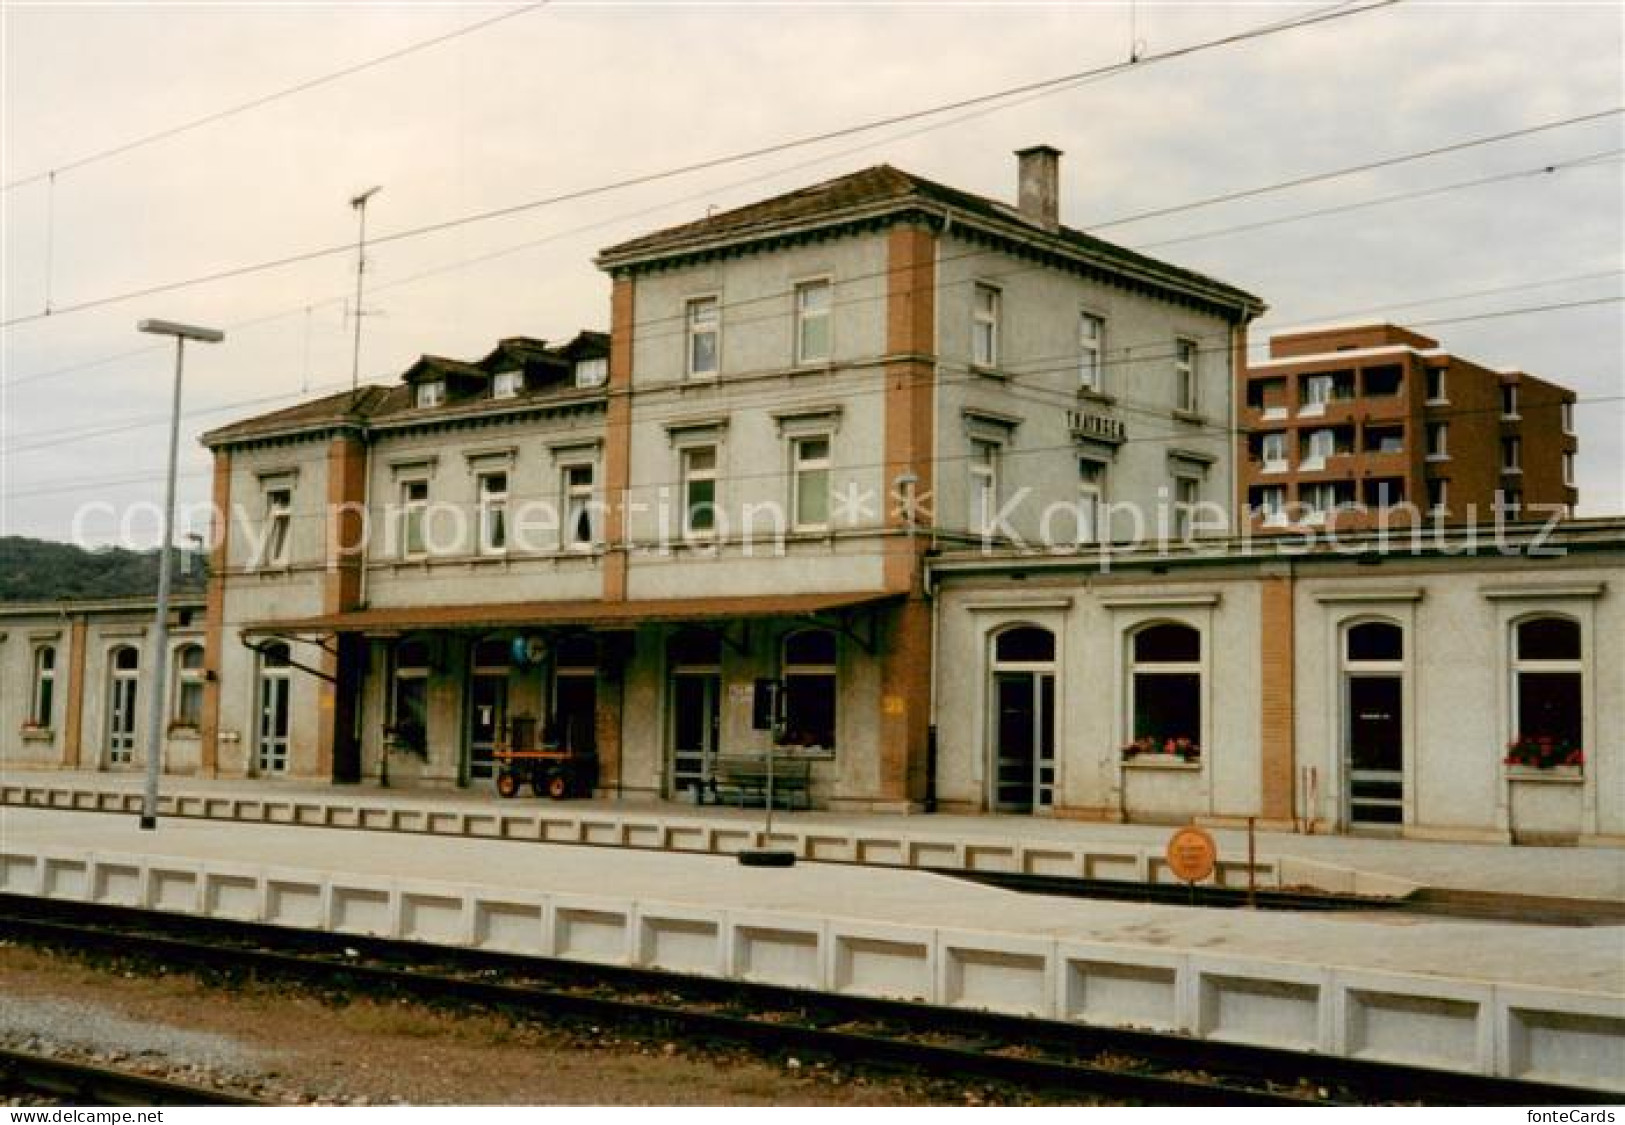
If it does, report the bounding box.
[1240,324,1578,531]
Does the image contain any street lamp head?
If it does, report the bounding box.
[138,318,224,344]
[351,185,383,209]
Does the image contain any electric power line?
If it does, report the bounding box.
[2,3,553,192]
[0,0,1400,330]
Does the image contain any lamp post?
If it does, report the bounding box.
[136,318,224,830]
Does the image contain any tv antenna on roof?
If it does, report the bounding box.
[349,185,383,394]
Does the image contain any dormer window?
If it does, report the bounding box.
[492,371,523,399]
[575,356,608,389]
[415,380,445,409]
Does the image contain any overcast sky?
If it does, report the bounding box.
[2,1,1620,547]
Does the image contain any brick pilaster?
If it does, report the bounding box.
[603,276,635,602]
[1259,572,1297,822]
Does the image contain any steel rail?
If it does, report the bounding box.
[3,897,1613,1106]
[0,1047,267,1106]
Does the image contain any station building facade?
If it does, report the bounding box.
[1,595,207,776]
[173,147,1263,811]
[930,520,1623,845]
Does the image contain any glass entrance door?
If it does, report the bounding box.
[670,673,720,796]
[106,647,139,767]
[1347,675,1403,827]
[256,669,291,773]
[992,671,1055,813]
[467,673,507,783]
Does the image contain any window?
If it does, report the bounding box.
[782,630,837,750]
[400,480,429,557]
[1078,459,1106,542]
[389,639,431,753]
[1174,338,1198,412]
[682,445,718,537]
[1079,313,1104,392]
[971,283,1000,367]
[1501,383,1519,418]
[1563,450,1575,487]
[563,463,596,548]
[477,472,508,555]
[1347,620,1403,663]
[1427,423,1449,460]
[263,488,292,567]
[414,380,445,409]
[1257,486,1287,526]
[1426,367,1447,403]
[575,356,608,389]
[1303,374,1333,412]
[1261,432,1287,472]
[791,436,831,530]
[1304,428,1335,469]
[1562,401,1575,434]
[1367,427,1404,455]
[172,644,205,728]
[1130,624,1202,751]
[1303,482,1342,524]
[29,645,55,727]
[492,370,524,399]
[686,296,719,377]
[1427,477,1448,514]
[1502,437,1522,473]
[1511,617,1583,757]
[794,279,832,364]
[1172,477,1200,539]
[1502,488,1523,518]
[969,439,999,533]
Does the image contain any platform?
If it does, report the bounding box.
[3,767,1623,902]
[1,803,1621,1091]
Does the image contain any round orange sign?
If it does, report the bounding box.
[1165,825,1218,884]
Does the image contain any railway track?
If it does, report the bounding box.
[1,895,1612,1107]
[0,1047,266,1106]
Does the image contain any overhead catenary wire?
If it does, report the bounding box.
[1,3,553,193]
[6,289,1619,464]
[6,294,1619,506]
[7,106,1619,395]
[0,0,1401,330]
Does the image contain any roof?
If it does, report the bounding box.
[202,330,609,449]
[597,164,1263,316]
[201,385,398,446]
[244,591,901,636]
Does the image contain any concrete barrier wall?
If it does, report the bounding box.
[1,843,1616,1091]
[0,782,1286,888]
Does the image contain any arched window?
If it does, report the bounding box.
[667,629,722,668]
[113,646,140,672]
[1346,622,1403,664]
[172,644,206,727]
[1129,623,1202,755]
[29,645,56,727]
[1511,616,1583,764]
[782,629,837,750]
[995,626,1054,665]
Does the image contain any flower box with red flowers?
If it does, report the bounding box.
[1121,736,1201,764]
[1503,735,1583,772]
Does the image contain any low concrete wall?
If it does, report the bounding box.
[0,781,1283,888]
[1,843,1617,1090]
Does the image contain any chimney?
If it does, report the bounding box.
[1015,145,1062,231]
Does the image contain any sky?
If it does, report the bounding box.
[2,0,1621,548]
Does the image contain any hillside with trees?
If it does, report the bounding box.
[0,536,207,603]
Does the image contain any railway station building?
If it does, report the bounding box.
[3,149,1618,844]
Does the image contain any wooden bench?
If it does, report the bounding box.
[709,755,812,810]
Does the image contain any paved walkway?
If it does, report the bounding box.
[4,767,1621,902]
[4,805,1622,997]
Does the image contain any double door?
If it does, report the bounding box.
[670,672,720,796]
[1347,675,1403,828]
[992,671,1055,814]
